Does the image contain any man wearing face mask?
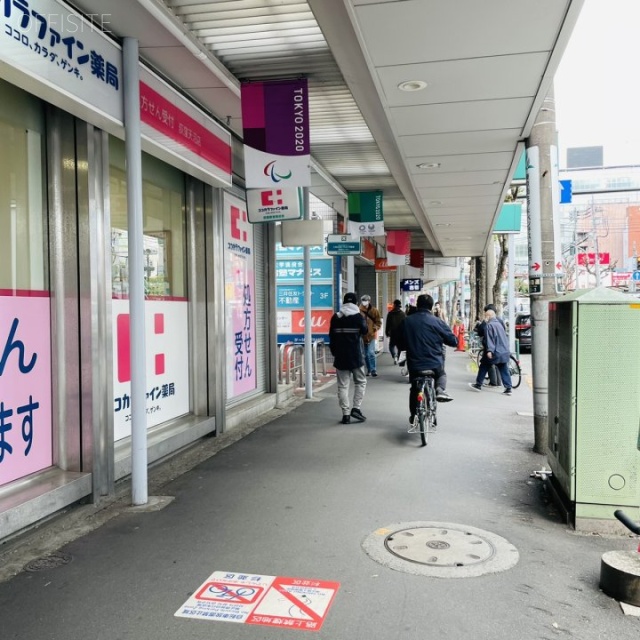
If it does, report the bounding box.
[359,294,382,377]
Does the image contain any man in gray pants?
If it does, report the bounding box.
[329,292,368,424]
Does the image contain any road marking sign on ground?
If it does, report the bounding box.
[175,571,340,632]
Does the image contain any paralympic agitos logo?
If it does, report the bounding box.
[263,160,292,183]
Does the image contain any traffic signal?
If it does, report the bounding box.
[637,256,640,271]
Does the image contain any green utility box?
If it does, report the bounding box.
[547,287,640,533]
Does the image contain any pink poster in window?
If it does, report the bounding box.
[223,193,257,398]
[0,292,53,487]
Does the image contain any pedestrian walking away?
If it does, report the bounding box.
[329,292,369,424]
[395,294,458,426]
[359,294,382,377]
[474,303,506,387]
[469,308,513,395]
[385,299,406,364]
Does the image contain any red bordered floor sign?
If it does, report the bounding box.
[175,571,340,632]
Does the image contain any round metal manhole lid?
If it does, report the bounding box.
[385,527,495,567]
[363,521,519,578]
[24,551,73,572]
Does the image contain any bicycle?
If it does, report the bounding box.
[407,370,437,446]
[468,333,483,359]
[475,349,522,389]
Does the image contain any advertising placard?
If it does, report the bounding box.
[112,298,190,441]
[223,194,257,398]
[0,292,53,486]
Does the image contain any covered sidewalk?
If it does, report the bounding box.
[0,351,638,639]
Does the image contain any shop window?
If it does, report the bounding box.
[109,138,186,298]
[0,120,46,291]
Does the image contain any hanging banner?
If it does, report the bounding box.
[409,249,424,268]
[386,230,411,266]
[347,191,384,237]
[246,187,302,223]
[241,79,311,188]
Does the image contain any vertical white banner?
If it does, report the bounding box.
[223,193,257,398]
[526,146,543,294]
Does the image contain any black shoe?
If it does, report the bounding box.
[341,415,351,424]
[503,388,512,396]
[436,390,453,402]
[351,408,366,422]
[371,371,378,377]
[469,383,482,392]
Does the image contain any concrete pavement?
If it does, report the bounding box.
[0,350,638,639]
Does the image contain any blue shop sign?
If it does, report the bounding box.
[276,258,333,282]
[277,284,334,309]
[401,278,423,292]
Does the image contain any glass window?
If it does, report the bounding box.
[0,80,46,292]
[109,137,186,298]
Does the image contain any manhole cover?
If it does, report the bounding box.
[363,521,519,578]
[24,551,73,572]
[385,527,495,567]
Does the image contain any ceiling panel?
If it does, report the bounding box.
[66,0,582,260]
[391,98,533,137]
[377,53,549,106]
[409,152,515,174]
[412,170,509,189]
[353,0,570,65]
[401,130,522,157]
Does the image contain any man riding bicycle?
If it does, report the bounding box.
[395,294,458,426]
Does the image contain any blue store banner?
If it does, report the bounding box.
[277,284,334,309]
[276,258,333,282]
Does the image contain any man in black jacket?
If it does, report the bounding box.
[396,294,458,425]
[385,299,406,364]
[329,292,369,424]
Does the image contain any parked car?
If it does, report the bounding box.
[515,313,531,351]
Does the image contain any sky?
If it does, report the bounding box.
[554,0,640,167]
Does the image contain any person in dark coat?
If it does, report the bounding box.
[474,303,506,387]
[385,299,406,364]
[329,292,369,424]
[395,294,458,425]
[469,308,513,395]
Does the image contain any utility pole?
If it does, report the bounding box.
[526,86,562,455]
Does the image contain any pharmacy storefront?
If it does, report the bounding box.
[0,0,274,541]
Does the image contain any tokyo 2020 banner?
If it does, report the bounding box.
[241,79,311,189]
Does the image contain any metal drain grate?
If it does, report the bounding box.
[363,521,519,578]
[24,551,73,572]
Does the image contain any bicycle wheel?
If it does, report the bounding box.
[428,383,437,429]
[508,355,522,389]
[418,411,427,446]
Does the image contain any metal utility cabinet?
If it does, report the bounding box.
[547,287,640,533]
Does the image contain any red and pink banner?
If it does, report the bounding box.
[386,230,411,266]
[241,79,311,188]
[0,292,53,486]
[139,71,232,187]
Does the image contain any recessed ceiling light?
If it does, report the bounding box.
[429,200,443,206]
[398,80,427,92]
[417,162,440,169]
[435,223,451,227]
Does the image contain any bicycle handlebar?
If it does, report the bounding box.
[614,509,640,535]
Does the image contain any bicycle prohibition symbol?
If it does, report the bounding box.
[408,369,437,447]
